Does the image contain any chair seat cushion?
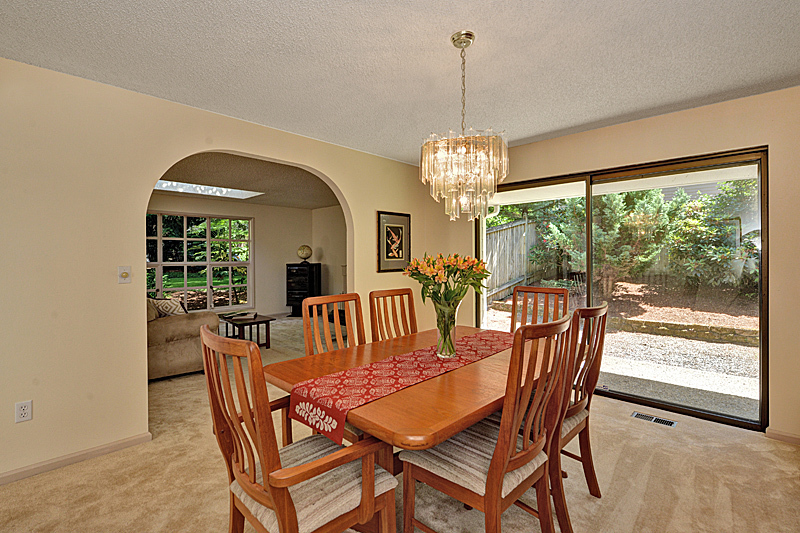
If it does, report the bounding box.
[561,409,589,438]
[399,416,547,498]
[230,435,396,533]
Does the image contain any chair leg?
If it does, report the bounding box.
[378,489,397,533]
[549,444,573,533]
[578,424,601,498]
[229,494,245,533]
[403,462,416,533]
[484,502,502,533]
[281,407,293,446]
[534,474,555,533]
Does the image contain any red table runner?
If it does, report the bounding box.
[289,329,514,443]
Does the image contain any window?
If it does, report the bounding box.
[480,148,767,430]
[146,213,252,310]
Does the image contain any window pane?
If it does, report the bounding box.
[162,240,185,262]
[213,288,230,307]
[186,289,207,311]
[187,240,207,262]
[231,219,249,240]
[162,290,184,304]
[210,241,229,262]
[187,266,207,287]
[162,215,183,238]
[162,266,185,289]
[210,218,229,239]
[212,267,230,286]
[186,217,207,238]
[231,242,249,262]
[146,267,157,290]
[146,213,157,237]
[232,266,247,285]
[146,239,158,262]
[147,291,157,299]
[232,286,248,305]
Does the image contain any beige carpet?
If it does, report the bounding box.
[2,317,799,532]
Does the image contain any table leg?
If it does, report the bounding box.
[264,321,271,349]
[237,325,245,341]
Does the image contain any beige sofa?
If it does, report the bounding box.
[146,301,220,380]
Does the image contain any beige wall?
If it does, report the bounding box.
[311,205,347,295]
[0,58,472,477]
[147,192,313,316]
[508,85,800,440]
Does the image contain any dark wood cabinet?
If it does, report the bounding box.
[286,262,321,317]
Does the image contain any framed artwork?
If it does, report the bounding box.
[377,211,411,272]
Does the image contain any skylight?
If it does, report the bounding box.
[154,180,264,200]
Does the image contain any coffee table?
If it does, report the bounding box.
[220,314,276,348]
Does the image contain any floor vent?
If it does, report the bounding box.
[631,411,677,427]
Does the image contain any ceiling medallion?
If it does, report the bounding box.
[420,30,508,221]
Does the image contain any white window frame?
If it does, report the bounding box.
[146,211,254,311]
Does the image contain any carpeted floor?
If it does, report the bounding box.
[1,317,799,532]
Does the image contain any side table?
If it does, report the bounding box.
[219,314,276,348]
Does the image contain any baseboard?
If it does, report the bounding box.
[765,427,800,445]
[0,432,152,486]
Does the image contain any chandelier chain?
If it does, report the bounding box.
[460,47,466,135]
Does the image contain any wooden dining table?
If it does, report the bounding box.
[263,326,521,453]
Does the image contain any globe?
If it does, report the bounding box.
[297,245,313,260]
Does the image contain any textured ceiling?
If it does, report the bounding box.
[159,153,339,209]
[3,1,800,167]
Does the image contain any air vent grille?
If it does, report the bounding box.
[631,411,677,427]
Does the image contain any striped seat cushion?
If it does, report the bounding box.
[399,416,547,498]
[561,409,589,438]
[230,435,397,533]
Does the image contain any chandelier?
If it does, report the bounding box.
[420,31,508,221]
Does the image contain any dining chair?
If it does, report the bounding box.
[302,293,367,357]
[510,286,569,333]
[199,326,397,533]
[549,303,608,533]
[302,293,367,443]
[399,314,572,533]
[368,288,418,342]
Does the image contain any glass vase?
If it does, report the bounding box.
[434,299,462,358]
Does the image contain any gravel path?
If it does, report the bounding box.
[603,331,759,378]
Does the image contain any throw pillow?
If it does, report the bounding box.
[151,297,188,317]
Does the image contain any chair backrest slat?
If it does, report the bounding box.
[302,293,366,356]
[369,288,418,341]
[510,286,569,332]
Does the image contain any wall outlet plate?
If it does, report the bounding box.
[15,400,32,423]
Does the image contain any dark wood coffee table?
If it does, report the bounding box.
[219,314,276,348]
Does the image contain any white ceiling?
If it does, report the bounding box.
[3,1,800,167]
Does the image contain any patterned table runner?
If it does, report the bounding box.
[289,329,514,443]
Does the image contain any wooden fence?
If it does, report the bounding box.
[485,219,537,301]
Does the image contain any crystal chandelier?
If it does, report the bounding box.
[420,31,508,221]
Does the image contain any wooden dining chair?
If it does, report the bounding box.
[199,326,397,533]
[368,288,418,342]
[548,303,608,533]
[302,293,367,443]
[302,293,367,357]
[399,314,572,533]
[510,286,569,332]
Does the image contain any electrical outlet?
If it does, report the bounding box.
[15,400,32,423]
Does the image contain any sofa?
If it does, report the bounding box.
[146,299,220,380]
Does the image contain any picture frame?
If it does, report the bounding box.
[377,211,411,272]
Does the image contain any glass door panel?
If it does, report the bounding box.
[592,163,761,422]
[481,181,587,332]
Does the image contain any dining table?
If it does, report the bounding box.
[262,326,541,468]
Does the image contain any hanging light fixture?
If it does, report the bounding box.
[420,30,508,221]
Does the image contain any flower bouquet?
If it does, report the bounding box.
[404,253,490,358]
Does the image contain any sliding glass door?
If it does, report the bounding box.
[480,150,766,428]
